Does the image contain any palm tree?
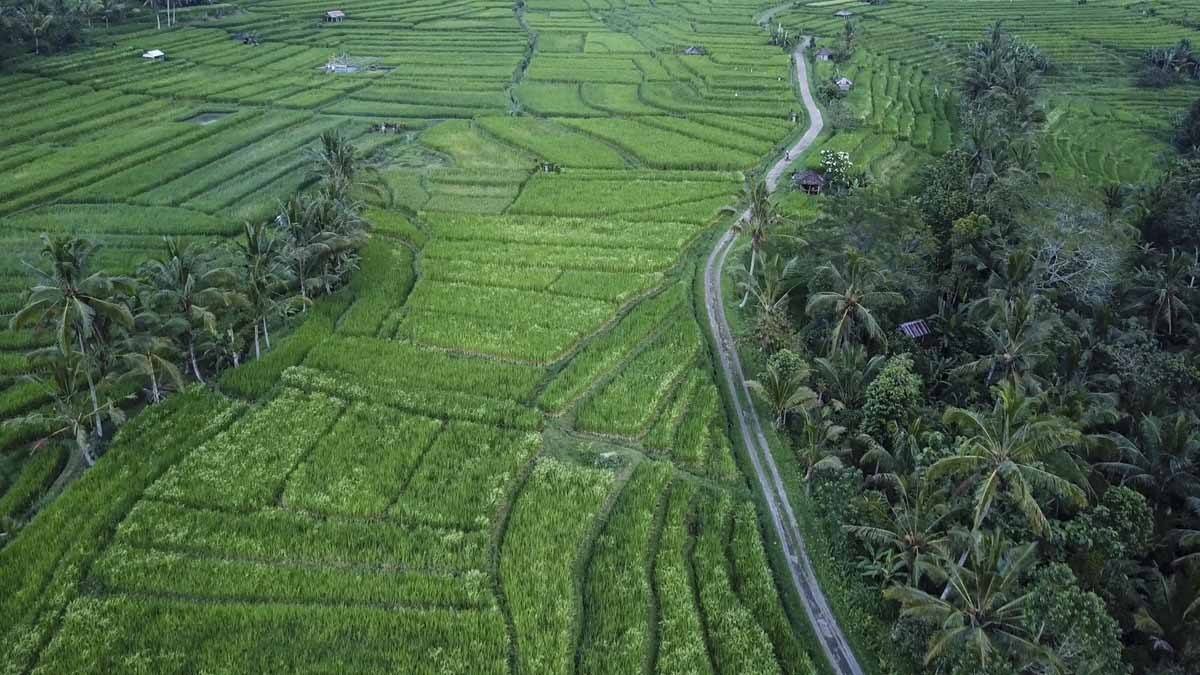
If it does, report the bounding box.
[847,476,955,588]
[958,292,1053,386]
[747,357,817,428]
[118,333,184,404]
[794,404,848,489]
[307,131,382,204]
[1126,249,1198,338]
[885,534,1051,670]
[1133,567,1200,660]
[1097,413,1200,524]
[738,254,801,315]
[139,238,235,383]
[805,254,904,353]
[722,178,791,308]
[236,221,291,359]
[812,344,886,408]
[11,236,134,441]
[931,380,1085,537]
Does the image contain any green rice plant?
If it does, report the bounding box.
[366,209,428,246]
[337,241,416,337]
[502,456,615,674]
[424,260,561,293]
[147,388,346,511]
[693,495,782,675]
[559,118,759,170]
[116,498,489,572]
[550,270,660,303]
[422,120,534,169]
[476,116,627,168]
[392,421,541,530]
[514,82,603,116]
[37,596,509,673]
[540,285,686,413]
[0,389,238,671]
[425,213,700,251]
[282,366,543,430]
[729,501,819,675]
[283,402,442,517]
[507,174,735,217]
[92,544,494,609]
[576,314,704,438]
[0,445,66,523]
[0,380,50,419]
[638,116,773,156]
[579,460,672,674]
[654,479,712,674]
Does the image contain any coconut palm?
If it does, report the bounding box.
[747,357,817,429]
[236,221,291,359]
[117,332,184,404]
[1097,413,1200,523]
[805,254,904,353]
[847,475,955,588]
[722,178,792,308]
[738,253,802,317]
[885,534,1050,670]
[1126,249,1198,338]
[139,237,236,383]
[812,344,886,407]
[794,405,848,489]
[11,236,134,440]
[1133,567,1200,660]
[931,380,1085,536]
[958,292,1053,386]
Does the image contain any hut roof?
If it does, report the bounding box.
[142,49,165,59]
[836,76,853,87]
[816,48,834,57]
[683,45,707,55]
[793,170,825,186]
[325,9,345,18]
[834,9,855,18]
[898,319,931,339]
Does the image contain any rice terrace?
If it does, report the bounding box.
[2,0,1200,673]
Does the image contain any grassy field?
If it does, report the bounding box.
[0,0,825,673]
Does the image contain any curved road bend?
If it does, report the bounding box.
[704,40,865,675]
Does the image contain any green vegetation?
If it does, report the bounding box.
[0,0,825,672]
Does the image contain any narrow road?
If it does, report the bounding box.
[703,41,864,675]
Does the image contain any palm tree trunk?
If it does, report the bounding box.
[262,318,271,350]
[189,340,204,383]
[78,333,103,439]
[739,248,757,308]
[253,323,261,360]
[150,367,160,404]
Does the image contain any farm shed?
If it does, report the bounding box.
[898,319,931,340]
[792,170,825,195]
[834,10,855,18]
[324,9,345,22]
[836,76,853,92]
[141,49,165,61]
[815,48,834,61]
[683,45,707,56]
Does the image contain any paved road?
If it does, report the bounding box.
[703,40,864,675]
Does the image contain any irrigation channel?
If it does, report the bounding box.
[703,39,865,675]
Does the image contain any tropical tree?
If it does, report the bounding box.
[958,292,1053,387]
[117,332,183,404]
[885,535,1051,671]
[931,380,1086,537]
[812,343,886,408]
[722,178,791,307]
[139,237,235,382]
[806,254,904,352]
[1126,249,1198,339]
[847,476,956,588]
[794,404,848,489]
[11,235,134,440]
[747,356,817,428]
[1132,567,1200,662]
[236,221,291,359]
[1097,413,1200,524]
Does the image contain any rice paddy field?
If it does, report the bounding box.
[0,0,826,673]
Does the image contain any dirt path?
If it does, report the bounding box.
[703,41,864,675]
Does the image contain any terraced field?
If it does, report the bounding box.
[0,0,826,673]
[772,0,1194,190]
